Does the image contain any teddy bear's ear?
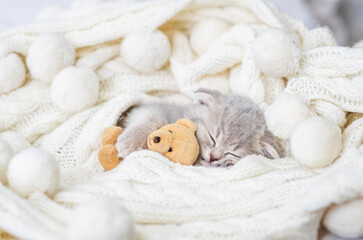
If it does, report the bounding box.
[176,119,197,132]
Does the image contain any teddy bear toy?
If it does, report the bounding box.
[98,119,199,170]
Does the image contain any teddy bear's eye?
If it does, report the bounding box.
[168,130,172,133]
[168,147,173,152]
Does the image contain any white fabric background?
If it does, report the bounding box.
[0,0,73,33]
[0,1,361,240]
[0,0,315,33]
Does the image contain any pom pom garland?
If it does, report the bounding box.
[252,28,300,77]
[0,53,26,93]
[68,196,134,240]
[290,117,342,168]
[51,66,99,113]
[0,2,362,239]
[7,148,60,198]
[120,30,171,74]
[190,18,232,55]
[264,92,315,139]
[26,32,75,83]
[323,198,363,238]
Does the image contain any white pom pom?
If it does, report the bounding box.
[0,131,31,154]
[7,148,60,197]
[51,66,99,113]
[323,198,363,238]
[27,32,75,83]
[252,28,300,77]
[352,76,363,93]
[0,138,14,184]
[120,30,171,74]
[264,92,315,139]
[0,53,26,93]
[190,18,232,55]
[68,196,134,240]
[290,117,342,168]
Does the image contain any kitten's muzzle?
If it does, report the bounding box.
[209,152,222,162]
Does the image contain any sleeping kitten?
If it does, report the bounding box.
[115,89,281,167]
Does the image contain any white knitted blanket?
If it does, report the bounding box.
[1,0,363,239]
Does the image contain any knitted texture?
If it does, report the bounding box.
[0,0,363,239]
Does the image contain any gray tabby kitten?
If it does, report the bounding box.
[116,89,281,167]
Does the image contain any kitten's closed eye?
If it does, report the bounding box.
[208,132,216,147]
[224,152,240,158]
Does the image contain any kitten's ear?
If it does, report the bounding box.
[259,142,281,159]
[192,88,219,107]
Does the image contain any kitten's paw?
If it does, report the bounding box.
[115,137,142,159]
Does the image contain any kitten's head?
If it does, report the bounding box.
[189,88,281,168]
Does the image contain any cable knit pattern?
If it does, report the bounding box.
[0,0,363,239]
[285,77,363,112]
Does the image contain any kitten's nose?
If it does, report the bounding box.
[209,153,219,162]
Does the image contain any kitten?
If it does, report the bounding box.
[115,89,281,167]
